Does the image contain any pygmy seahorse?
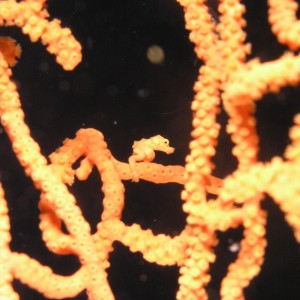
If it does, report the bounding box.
[128,135,175,182]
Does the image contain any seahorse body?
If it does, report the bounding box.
[129,135,175,182]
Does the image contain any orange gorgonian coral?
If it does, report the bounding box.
[0,0,300,300]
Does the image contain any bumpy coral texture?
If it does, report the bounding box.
[0,1,300,300]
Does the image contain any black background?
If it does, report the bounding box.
[0,0,300,299]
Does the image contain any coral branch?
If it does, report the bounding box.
[0,0,300,299]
